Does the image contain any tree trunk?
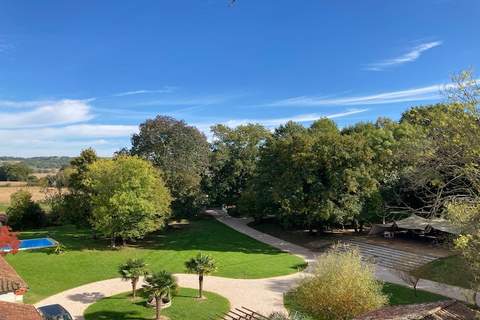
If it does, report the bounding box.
[111,234,116,248]
[122,237,127,246]
[131,278,138,298]
[155,296,162,320]
[199,274,204,298]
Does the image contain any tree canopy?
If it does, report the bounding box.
[86,155,172,246]
[131,116,210,216]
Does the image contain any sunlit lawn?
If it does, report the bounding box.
[84,288,229,320]
[6,218,305,303]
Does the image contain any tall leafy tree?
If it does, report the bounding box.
[118,258,149,298]
[143,271,178,320]
[205,123,271,207]
[6,190,46,230]
[185,252,217,298]
[87,156,172,247]
[0,163,33,181]
[131,116,210,216]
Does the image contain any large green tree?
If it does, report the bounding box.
[131,116,210,216]
[0,163,33,181]
[86,155,172,247]
[6,190,46,230]
[205,123,271,207]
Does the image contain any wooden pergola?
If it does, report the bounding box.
[213,307,268,320]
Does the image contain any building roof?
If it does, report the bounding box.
[371,214,461,235]
[354,301,477,320]
[0,256,28,294]
[0,300,43,320]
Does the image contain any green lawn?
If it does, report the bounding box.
[0,202,8,213]
[6,218,304,303]
[414,255,473,289]
[382,282,447,305]
[284,282,448,319]
[84,288,229,320]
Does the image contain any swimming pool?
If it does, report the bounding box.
[1,237,58,252]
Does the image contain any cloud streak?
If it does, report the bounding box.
[113,86,177,97]
[268,84,446,107]
[366,41,442,71]
[0,99,94,128]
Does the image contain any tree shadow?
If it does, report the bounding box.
[68,291,106,303]
[84,310,148,320]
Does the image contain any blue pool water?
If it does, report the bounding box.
[1,237,58,252]
[19,238,58,250]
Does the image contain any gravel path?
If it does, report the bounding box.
[34,210,479,319]
[35,273,302,320]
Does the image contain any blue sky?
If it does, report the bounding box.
[0,0,479,156]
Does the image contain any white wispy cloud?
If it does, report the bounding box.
[268,84,446,107]
[113,86,177,97]
[0,99,94,128]
[0,124,138,157]
[366,41,442,71]
[138,94,237,107]
[193,109,369,137]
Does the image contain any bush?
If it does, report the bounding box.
[6,190,46,230]
[291,244,387,320]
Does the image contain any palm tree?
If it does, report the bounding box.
[118,258,149,299]
[185,252,217,298]
[143,271,178,320]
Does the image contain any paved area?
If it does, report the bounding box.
[35,273,302,320]
[211,210,479,306]
[34,210,479,320]
[340,239,438,271]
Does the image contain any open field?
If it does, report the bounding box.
[5,218,305,303]
[0,186,58,203]
[84,288,230,320]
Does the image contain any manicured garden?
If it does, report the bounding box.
[5,217,304,303]
[84,288,230,320]
[414,255,473,289]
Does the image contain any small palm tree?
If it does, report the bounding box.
[118,258,149,299]
[143,271,178,320]
[185,252,217,298]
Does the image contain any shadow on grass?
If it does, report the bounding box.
[17,217,292,256]
[84,310,147,320]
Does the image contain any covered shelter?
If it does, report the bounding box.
[369,214,460,239]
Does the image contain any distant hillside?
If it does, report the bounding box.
[0,156,73,171]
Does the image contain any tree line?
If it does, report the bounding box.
[7,70,479,250]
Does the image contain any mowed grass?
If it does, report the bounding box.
[6,218,305,303]
[0,202,8,213]
[84,288,229,320]
[414,255,473,289]
[284,282,448,319]
[382,282,447,305]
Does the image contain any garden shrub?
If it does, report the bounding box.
[291,244,387,320]
[6,190,46,230]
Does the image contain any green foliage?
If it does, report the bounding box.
[205,123,271,207]
[185,252,217,298]
[143,271,178,319]
[0,156,73,170]
[6,190,46,230]
[52,243,66,255]
[290,245,387,320]
[6,220,303,303]
[86,156,172,246]
[0,162,33,181]
[84,288,230,320]
[131,116,210,216]
[119,258,149,298]
[48,149,99,227]
[248,119,391,229]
